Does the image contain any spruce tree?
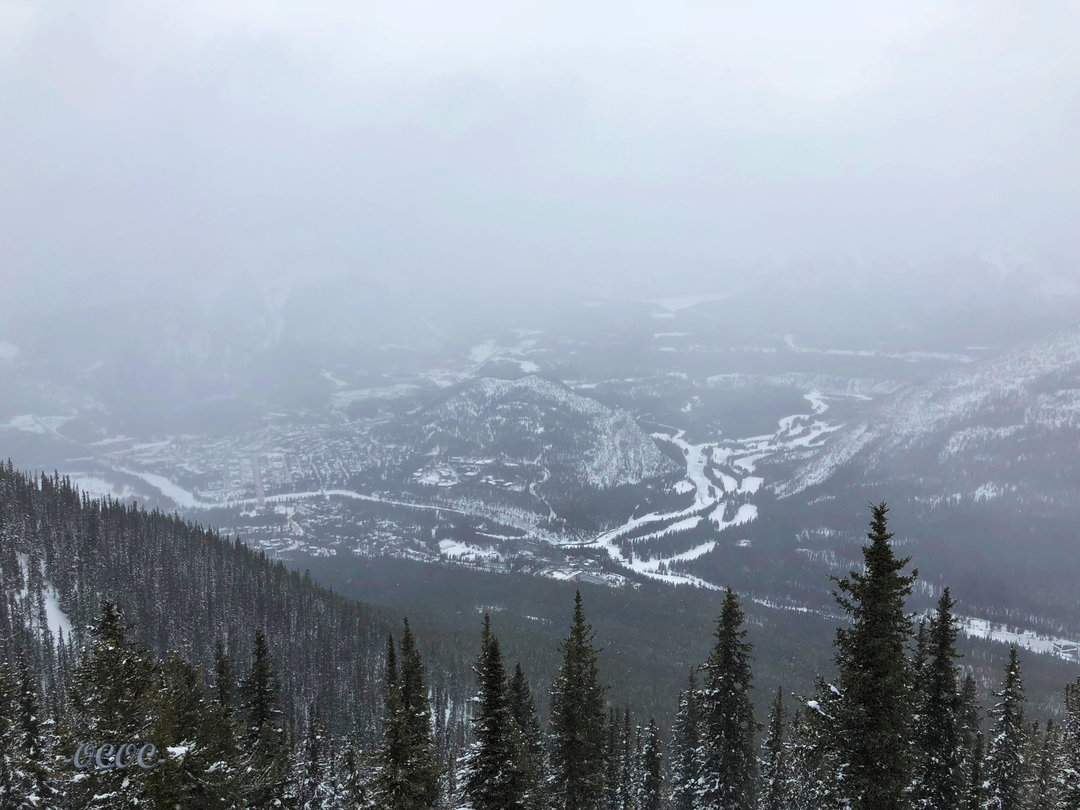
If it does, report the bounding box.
[297,701,335,810]
[508,663,546,810]
[145,652,240,809]
[1032,719,1063,810]
[695,587,756,810]
[238,630,289,807]
[759,688,791,810]
[214,639,233,714]
[603,709,622,810]
[618,707,635,810]
[669,671,699,810]
[16,660,52,807]
[963,733,986,810]
[63,601,155,809]
[0,663,19,808]
[374,619,440,810]
[1062,677,1080,808]
[241,630,276,740]
[831,502,916,810]
[986,646,1026,810]
[786,682,845,810]
[458,615,527,810]
[636,717,662,810]
[912,588,964,809]
[549,590,607,810]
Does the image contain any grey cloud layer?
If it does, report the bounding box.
[1,0,1078,312]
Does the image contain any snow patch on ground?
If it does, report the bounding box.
[2,414,70,435]
[17,554,73,642]
[739,476,763,494]
[119,469,200,509]
[958,616,1080,664]
[438,540,501,562]
[67,474,138,501]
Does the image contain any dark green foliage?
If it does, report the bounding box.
[758,688,790,810]
[831,502,916,810]
[373,619,441,809]
[636,717,662,810]
[1063,678,1080,808]
[242,630,277,739]
[695,587,756,810]
[987,646,1026,810]
[549,591,607,810]
[1033,720,1063,810]
[668,671,699,810]
[964,733,986,810]
[0,663,16,806]
[508,662,546,810]
[786,681,845,810]
[63,601,156,809]
[144,652,240,808]
[0,465,395,749]
[603,709,621,810]
[214,640,233,714]
[618,707,635,810]
[912,587,964,808]
[458,615,528,810]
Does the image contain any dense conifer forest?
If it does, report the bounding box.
[3,464,1080,808]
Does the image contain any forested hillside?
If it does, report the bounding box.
[3,465,1080,808]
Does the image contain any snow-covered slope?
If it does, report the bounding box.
[403,375,678,489]
[781,325,1080,498]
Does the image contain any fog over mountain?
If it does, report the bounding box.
[2,4,1080,807]
[2,0,1079,318]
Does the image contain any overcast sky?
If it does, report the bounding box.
[1,1,1078,313]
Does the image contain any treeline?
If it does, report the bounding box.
[0,463,473,743]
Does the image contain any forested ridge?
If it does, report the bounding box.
[2,464,1080,808]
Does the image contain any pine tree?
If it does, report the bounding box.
[1032,719,1063,810]
[636,717,662,810]
[1062,677,1080,808]
[144,651,240,809]
[759,688,791,810]
[831,502,916,810]
[986,646,1026,810]
[458,615,527,810]
[508,663,546,810]
[786,682,845,810]
[963,733,986,810]
[604,709,622,810]
[373,619,440,810]
[695,587,756,810]
[241,630,277,740]
[549,591,607,810]
[912,588,964,809]
[297,701,335,810]
[214,639,233,714]
[958,673,982,761]
[238,630,289,808]
[16,659,53,807]
[63,600,155,809]
[669,671,699,810]
[618,707,635,810]
[0,662,19,808]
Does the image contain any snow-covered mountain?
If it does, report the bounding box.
[781,324,1080,501]
[395,375,679,490]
